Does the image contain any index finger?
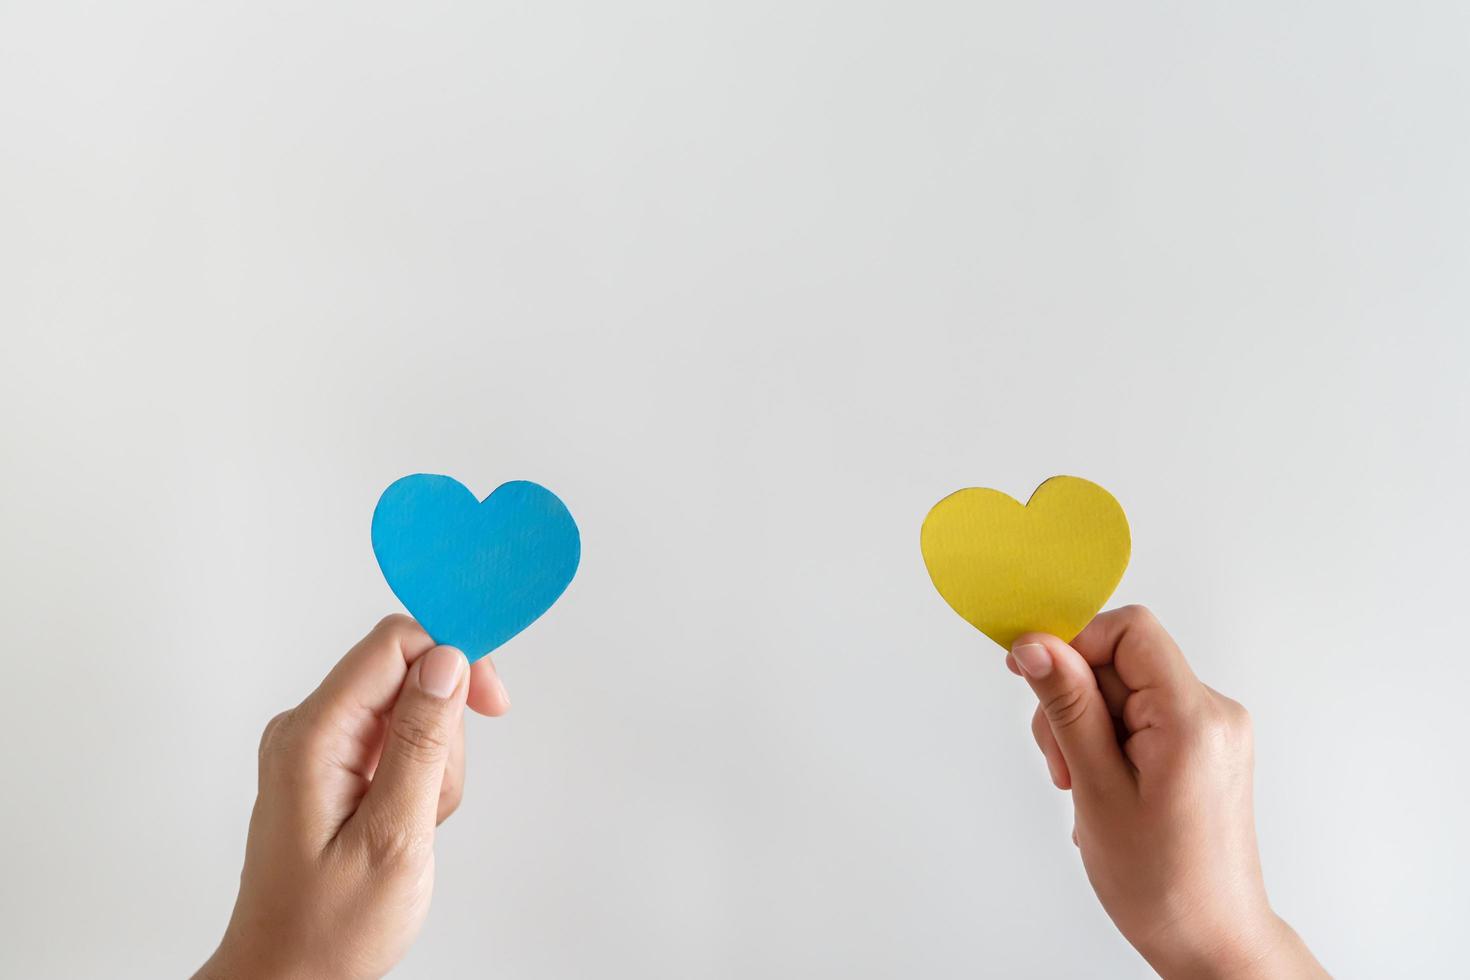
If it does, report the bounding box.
[1070,605,1198,698]
[300,614,438,721]
[467,657,512,717]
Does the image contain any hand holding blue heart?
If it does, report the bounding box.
[371,475,580,662]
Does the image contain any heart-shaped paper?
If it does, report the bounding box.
[371,475,580,661]
[920,476,1129,649]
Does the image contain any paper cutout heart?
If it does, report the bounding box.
[371,475,580,662]
[920,476,1130,649]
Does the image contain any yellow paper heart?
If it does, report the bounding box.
[920,476,1130,649]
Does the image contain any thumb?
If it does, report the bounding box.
[354,644,470,841]
[1010,633,1131,797]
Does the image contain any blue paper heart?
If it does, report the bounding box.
[371,475,580,661]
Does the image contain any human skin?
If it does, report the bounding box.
[195,607,1326,978]
[1007,605,1328,979]
[193,615,511,980]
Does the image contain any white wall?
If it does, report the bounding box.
[2,2,1466,976]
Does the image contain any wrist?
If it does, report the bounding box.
[193,934,315,980]
[1143,912,1325,980]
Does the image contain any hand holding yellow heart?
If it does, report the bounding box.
[920,476,1130,649]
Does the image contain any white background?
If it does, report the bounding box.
[2,2,1468,977]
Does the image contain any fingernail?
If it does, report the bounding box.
[418,646,466,699]
[1011,642,1053,678]
[494,671,511,708]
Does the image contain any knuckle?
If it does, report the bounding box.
[375,613,427,644]
[1196,698,1252,750]
[1042,687,1091,731]
[1123,688,1158,732]
[257,710,294,761]
[1226,697,1251,726]
[277,702,333,754]
[1117,604,1159,631]
[1030,707,1052,750]
[389,711,451,763]
[358,816,433,870]
[1223,698,1253,738]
